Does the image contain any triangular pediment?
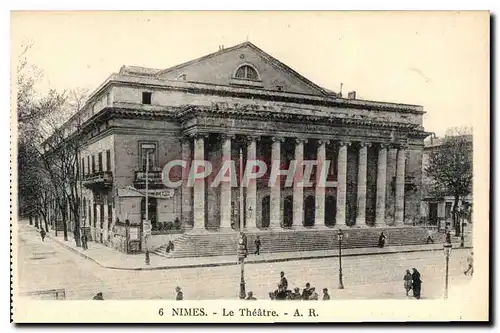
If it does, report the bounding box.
[156,42,330,96]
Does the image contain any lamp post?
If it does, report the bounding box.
[144,150,151,265]
[460,208,465,248]
[337,229,344,289]
[237,235,247,299]
[443,241,452,299]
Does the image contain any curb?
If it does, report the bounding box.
[41,228,471,271]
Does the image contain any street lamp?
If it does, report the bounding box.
[337,229,344,290]
[237,235,247,299]
[443,241,452,299]
[144,149,152,265]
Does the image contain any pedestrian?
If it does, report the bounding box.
[445,229,452,244]
[166,241,174,253]
[245,291,257,300]
[254,236,261,255]
[322,288,330,300]
[426,229,435,244]
[291,287,302,300]
[302,283,312,300]
[275,284,287,300]
[309,287,319,300]
[240,232,248,254]
[175,286,183,300]
[40,228,46,242]
[411,268,422,299]
[92,292,104,300]
[464,251,474,276]
[81,233,88,250]
[378,232,386,248]
[404,269,413,296]
[279,271,288,291]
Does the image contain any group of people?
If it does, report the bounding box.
[238,232,262,256]
[266,272,330,301]
[403,268,423,299]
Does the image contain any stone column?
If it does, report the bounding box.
[356,142,370,226]
[394,146,407,226]
[192,134,206,230]
[293,138,306,227]
[220,135,233,230]
[336,141,349,226]
[375,143,388,226]
[245,136,258,229]
[315,140,328,227]
[181,137,193,229]
[270,136,283,229]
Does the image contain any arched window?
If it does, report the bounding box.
[235,65,259,80]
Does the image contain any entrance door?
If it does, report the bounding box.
[283,195,293,228]
[304,195,315,227]
[261,196,270,228]
[325,195,336,226]
[429,203,438,224]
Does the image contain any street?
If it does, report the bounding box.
[16,223,472,300]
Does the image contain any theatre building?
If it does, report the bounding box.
[56,42,431,256]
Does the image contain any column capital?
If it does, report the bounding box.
[358,141,372,148]
[295,138,308,144]
[220,133,235,141]
[318,139,330,146]
[179,136,191,144]
[378,143,390,149]
[271,136,285,143]
[191,133,209,140]
[338,140,351,147]
[387,142,407,150]
[243,135,260,144]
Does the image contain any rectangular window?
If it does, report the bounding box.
[106,150,111,172]
[87,156,90,175]
[107,204,112,230]
[81,158,85,177]
[98,152,103,173]
[100,204,104,229]
[142,92,152,105]
[140,142,157,171]
[91,155,96,174]
[93,204,97,227]
[445,202,453,219]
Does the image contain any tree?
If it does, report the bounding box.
[16,45,88,245]
[425,129,473,234]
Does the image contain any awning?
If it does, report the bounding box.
[115,187,175,199]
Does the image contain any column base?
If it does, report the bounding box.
[189,227,207,234]
[218,227,237,234]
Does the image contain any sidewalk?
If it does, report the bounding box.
[30,224,471,271]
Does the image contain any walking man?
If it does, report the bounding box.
[464,251,474,276]
[175,286,183,300]
[254,236,261,255]
[40,228,46,242]
[279,271,288,291]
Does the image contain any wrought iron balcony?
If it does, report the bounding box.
[82,171,113,190]
[133,168,164,189]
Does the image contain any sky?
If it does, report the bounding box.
[11,11,489,136]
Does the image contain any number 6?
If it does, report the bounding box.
[159,308,164,316]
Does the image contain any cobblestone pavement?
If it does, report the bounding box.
[15,223,473,300]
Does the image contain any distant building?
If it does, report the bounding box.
[420,133,473,226]
[42,42,429,253]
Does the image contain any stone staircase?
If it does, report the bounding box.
[153,226,449,259]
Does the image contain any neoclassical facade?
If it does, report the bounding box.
[49,42,428,251]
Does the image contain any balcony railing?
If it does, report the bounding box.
[134,167,164,189]
[82,171,113,189]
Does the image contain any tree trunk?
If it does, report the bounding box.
[73,210,81,247]
[453,195,460,237]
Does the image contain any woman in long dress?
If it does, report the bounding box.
[404,270,413,296]
[411,268,422,299]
